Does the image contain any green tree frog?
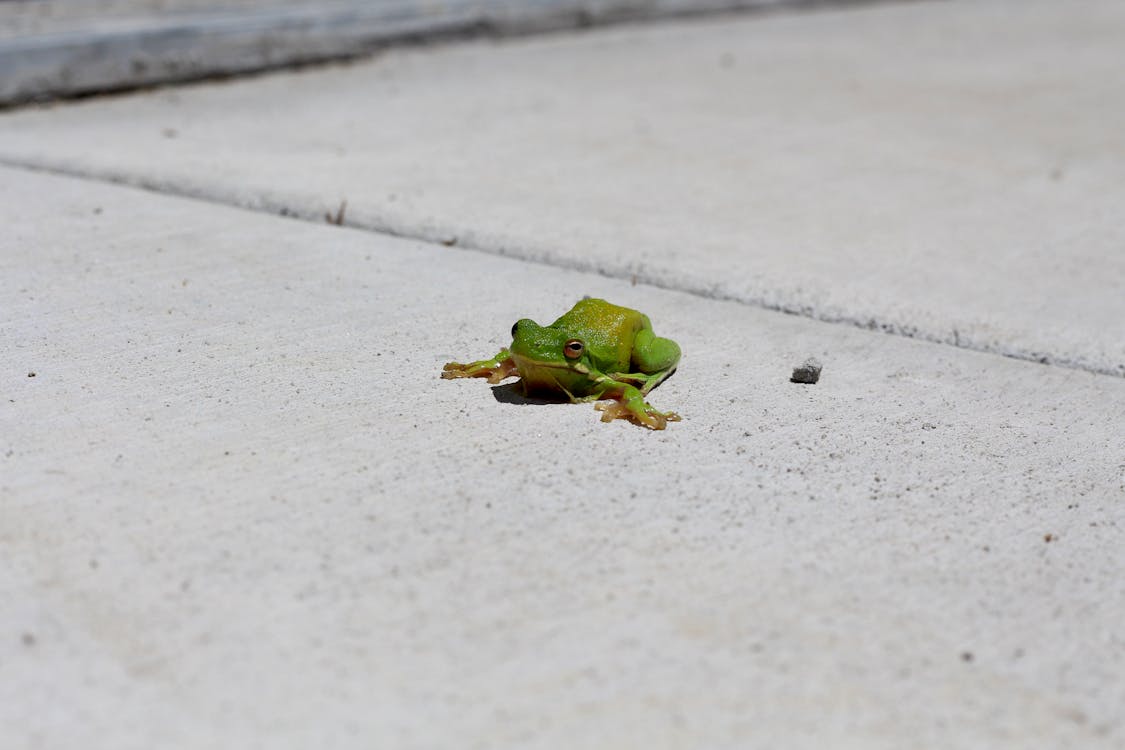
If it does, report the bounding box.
[441,298,681,430]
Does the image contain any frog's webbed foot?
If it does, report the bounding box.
[594,386,681,430]
[441,350,518,384]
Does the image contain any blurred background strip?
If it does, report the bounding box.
[0,0,903,105]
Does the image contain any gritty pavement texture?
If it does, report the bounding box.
[3,1,1125,748]
[0,0,1123,376]
[3,166,1124,749]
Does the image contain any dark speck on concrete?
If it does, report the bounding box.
[21,632,36,647]
[325,199,347,225]
[790,358,822,384]
[27,372,36,378]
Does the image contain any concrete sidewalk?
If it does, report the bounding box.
[1,0,1123,376]
[2,1,1124,748]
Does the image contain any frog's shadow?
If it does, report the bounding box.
[489,382,560,406]
[489,369,678,406]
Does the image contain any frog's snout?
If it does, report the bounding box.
[511,318,534,339]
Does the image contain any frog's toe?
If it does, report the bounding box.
[594,400,679,430]
[486,368,512,384]
[635,408,671,431]
[595,400,629,423]
[441,362,474,379]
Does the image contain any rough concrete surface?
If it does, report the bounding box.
[1,0,1123,376]
[3,165,1125,749]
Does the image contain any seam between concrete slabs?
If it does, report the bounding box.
[4,155,1121,381]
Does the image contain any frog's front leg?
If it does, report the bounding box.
[591,378,681,430]
[441,349,518,384]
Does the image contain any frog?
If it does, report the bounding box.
[441,298,682,430]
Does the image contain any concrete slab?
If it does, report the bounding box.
[1,0,1123,378]
[3,166,1124,748]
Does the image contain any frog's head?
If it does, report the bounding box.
[509,318,596,398]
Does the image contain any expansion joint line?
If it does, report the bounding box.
[1,155,1120,380]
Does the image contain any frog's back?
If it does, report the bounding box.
[552,298,640,371]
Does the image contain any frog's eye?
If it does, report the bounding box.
[564,339,584,359]
[511,322,520,338]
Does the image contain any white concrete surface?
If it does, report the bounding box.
[4,1,1125,746]
[3,165,1125,749]
[1,0,1123,376]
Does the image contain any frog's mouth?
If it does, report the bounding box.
[510,353,589,374]
[510,353,590,398]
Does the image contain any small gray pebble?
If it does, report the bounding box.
[790,357,822,384]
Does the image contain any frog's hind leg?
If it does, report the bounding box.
[629,322,681,395]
